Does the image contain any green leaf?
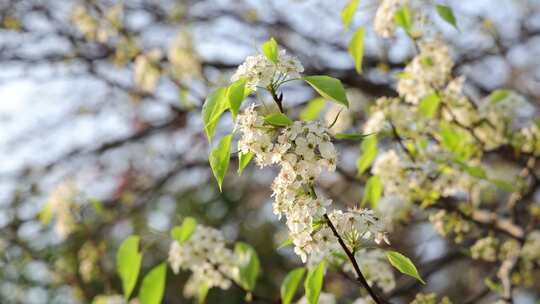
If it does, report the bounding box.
[90,198,104,215]
[300,97,325,121]
[277,236,293,249]
[116,235,142,300]
[362,175,382,208]
[139,263,167,304]
[418,93,440,118]
[489,89,511,104]
[304,261,325,304]
[394,6,412,35]
[484,277,503,294]
[490,179,516,193]
[238,151,254,175]
[341,0,359,28]
[349,27,366,74]
[280,268,306,304]
[209,134,233,191]
[228,78,249,120]
[436,5,458,29]
[39,201,53,225]
[356,134,378,176]
[170,217,197,244]
[202,87,229,142]
[264,113,293,127]
[197,282,209,304]
[234,242,260,291]
[304,75,349,108]
[385,250,425,284]
[439,122,474,161]
[261,37,278,64]
[334,132,368,141]
[460,164,487,179]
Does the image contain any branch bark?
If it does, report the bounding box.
[323,214,387,304]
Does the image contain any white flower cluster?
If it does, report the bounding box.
[297,292,336,304]
[517,123,540,155]
[231,49,304,91]
[365,97,416,134]
[410,293,453,304]
[134,49,162,93]
[236,106,387,263]
[71,4,123,43]
[168,225,237,295]
[471,236,499,262]
[373,0,409,38]
[343,249,396,293]
[522,230,540,263]
[429,210,471,243]
[92,295,138,304]
[44,181,78,239]
[397,39,453,104]
[372,150,408,197]
[372,146,484,210]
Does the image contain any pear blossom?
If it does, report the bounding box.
[168,225,238,294]
[231,49,303,91]
[397,39,453,104]
[374,0,409,38]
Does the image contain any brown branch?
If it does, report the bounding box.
[323,214,387,304]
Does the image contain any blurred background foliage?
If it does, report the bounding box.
[0,0,540,303]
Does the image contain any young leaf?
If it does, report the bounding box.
[197,282,210,304]
[209,134,233,191]
[261,37,278,64]
[436,5,458,29]
[39,201,53,225]
[277,236,293,249]
[362,175,382,208]
[385,250,425,284]
[300,97,325,121]
[418,93,440,118]
[356,134,378,176]
[116,235,142,300]
[304,261,325,304]
[341,0,359,28]
[459,163,487,180]
[489,89,511,103]
[334,132,368,141]
[234,242,261,291]
[281,268,306,304]
[202,87,228,141]
[170,217,197,244]
[264,113,293,127]
[349,27,365,74]
[490,179,516,192]
[303,75,349,108]
[238,151,254,175]
[394,6,412,35]
[138,263,167,304]
[228,78,249,120]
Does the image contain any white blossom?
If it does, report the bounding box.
[471,236,498,262]
[518,123,540,155]
[134,49,162,93]
[44,181,78,239]
[397,39,453,104]
[231,49,303,91]
[363,111,386,134]
[374,0,409,38]
[167,225,237,294]
[344,249,396,293]
[522,230,540,262]
[297,292,336,304]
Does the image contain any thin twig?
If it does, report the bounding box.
[323,214,387,304]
